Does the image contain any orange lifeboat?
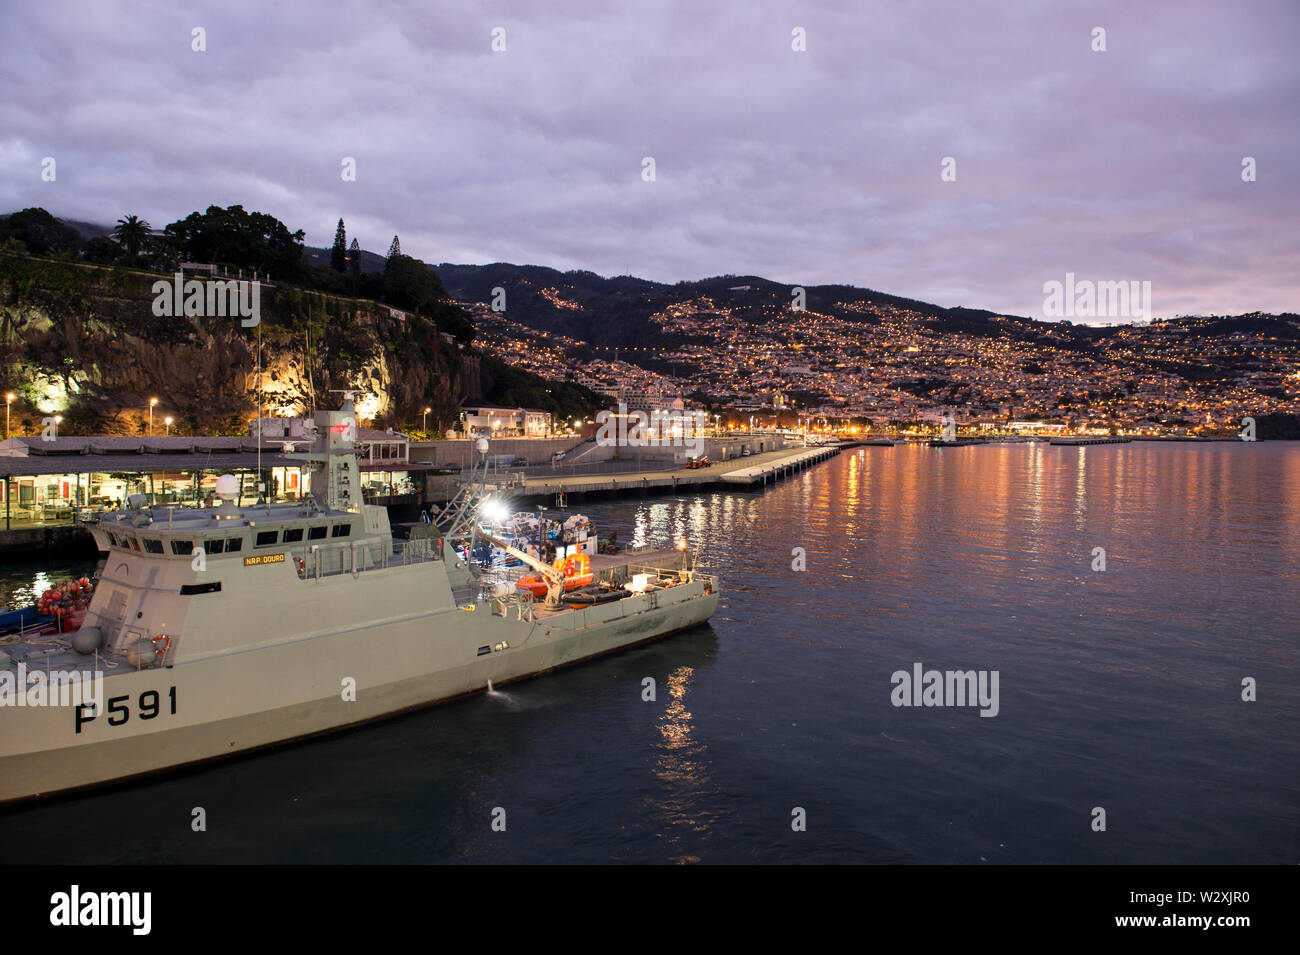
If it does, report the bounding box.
[515,554,593,599]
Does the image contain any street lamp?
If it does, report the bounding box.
[148,397,158,435]
[4,392,13,440]
[423,407,431,431]
[164,416,173,436]
[53,415,62,439]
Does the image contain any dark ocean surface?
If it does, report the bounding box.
[2,442,1297,863]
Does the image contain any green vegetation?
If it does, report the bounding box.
[114,215,150,264]
[0,208,83,255]
[163,204,307,280]
[479,354,606,419]
[330,218,348,273]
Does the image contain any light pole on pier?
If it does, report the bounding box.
[149,397,158,435]
[5,392,13,439]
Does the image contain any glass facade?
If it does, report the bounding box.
[1,466,309,530]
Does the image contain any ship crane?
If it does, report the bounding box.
[478,531,568,610]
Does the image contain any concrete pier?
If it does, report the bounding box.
[510,444,846,500]
[1048,436,1133,446]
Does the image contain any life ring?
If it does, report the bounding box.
[294,556,306,576]
[151,634,172,659]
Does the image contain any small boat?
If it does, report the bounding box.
[562,587,626,607]
[515,553,594,599]
[0,605,52,634]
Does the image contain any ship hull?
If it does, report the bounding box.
[0,581,718,805]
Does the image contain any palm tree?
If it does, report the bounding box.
[114,215,151,263]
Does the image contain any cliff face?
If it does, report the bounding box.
[0,253,479,434]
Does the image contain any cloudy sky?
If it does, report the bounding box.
[2,0,1296,320]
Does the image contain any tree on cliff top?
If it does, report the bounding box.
[383,253,475,343]
[0,208,82,255]
[383,252,447,314]
[386,235,401,261]
[330,218,347,272]
[114,215,151,263]
[348,237,361,281]
[162,205,306,280]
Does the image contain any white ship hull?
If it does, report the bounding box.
[1,571,718,803]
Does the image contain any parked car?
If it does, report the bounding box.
[740,447,752,457]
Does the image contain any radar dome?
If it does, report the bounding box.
[475,438,490,454]
[215,474,240,501]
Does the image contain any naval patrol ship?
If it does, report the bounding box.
[0,398,719,803]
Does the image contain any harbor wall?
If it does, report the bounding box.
[0,524,98,561]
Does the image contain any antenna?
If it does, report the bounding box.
[306,304,314,410]
[328,388,360,411]
[255,322,263,503]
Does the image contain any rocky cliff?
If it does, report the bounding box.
[0,253,478,435]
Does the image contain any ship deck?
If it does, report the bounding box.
[0,627,131,680]
[459,546,697,619]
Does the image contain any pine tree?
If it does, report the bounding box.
[386,235,401,260]
[330,218,347,272]
[348,238,361,280]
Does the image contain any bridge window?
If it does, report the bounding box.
[331,524,352,538]
[226,537,243,553]
[143,539,164,554]
[308,526,327,540]
[283,528,304,543]
[204,538,224,554]
[170,540,194,555]
[255,530,278,547]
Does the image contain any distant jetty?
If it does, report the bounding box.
[1048,436,1132,446]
